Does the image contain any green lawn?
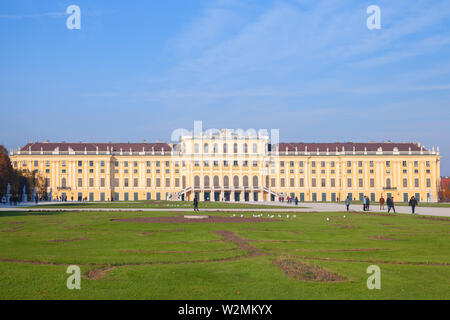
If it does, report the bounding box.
[0,209,448,299]
[28,200,292,209]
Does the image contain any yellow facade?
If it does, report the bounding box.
[10,130,441,203]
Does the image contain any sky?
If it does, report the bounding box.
[0,0,449,174]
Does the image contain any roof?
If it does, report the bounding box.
[277,142,423,152]
[19,142,172,152]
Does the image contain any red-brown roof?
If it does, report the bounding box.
[20,142,172,152]
[277,142,423,152]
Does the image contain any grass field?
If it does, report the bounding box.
[0,208,449,300]
[27,200,292,209]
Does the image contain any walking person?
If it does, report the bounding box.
[363,196,367,211]
[387,196,392,214]
[295,196,298,206]
[379,195,385,210]
[409,195,418,214]
[345,196,350,212]
[366,197,370,211]
[193,196,199,212]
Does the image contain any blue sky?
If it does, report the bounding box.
[1,0,450,174]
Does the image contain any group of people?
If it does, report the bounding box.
[279,196,299,205]
[345,195,419,214]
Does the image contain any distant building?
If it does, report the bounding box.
[9,129,441,202]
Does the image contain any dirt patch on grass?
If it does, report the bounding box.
[48,237,88,243]
[369,235,396,241]
[112,216,279,224]
[122,248,237,254]
[8,222,25,225]
[247,228,302,235]
[274,258,346,282]
[140,228,185,236]
[85,266,116,280]
[333,224,356,229]
[417,216,450,222]
[213,230,263,257]
[0,227,22,232]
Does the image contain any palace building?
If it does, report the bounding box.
[9,129,441,203]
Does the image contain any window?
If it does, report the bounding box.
[175,178,180,187]
[203,143,208,154]
[281,178,285,187]
[146,178,151,187]
[89,178,94,187]
[134,161,138,167]
[101,178,105,187]
[321,178,326,187]
[290,161,294,167]
[321,161,325,167]
[426,161,430,167]
[402,161,407,167]
[124,161,128,167]
[194,143,199,153]
[124,178,129,187]
[62,160,66,167]
[156,161,160,167]
[331,178,335,187]
[280,161,284,167]
[78,161,83,166]
[347,161,351,167]
[370,178,374,188]
[414,178,419,188]
[156,178,161,187]
[253,161,258,167]
[114,179,119,187]
[359,178,363,188]
[146,161,151,167]
[213,143,218,154]
[165,161,170,167]
[134,178,138,187]
[223,143,228,153]
[243,143,248,153]
[330,161,335,167]
[101,161,105,167]
[89,161,94,167]
[311,178,316,187]
[290,178,295,187]
[253,176,259,188]
[414,161,418,167]
[22,160,27,166]
[233,143,238,153]
[369,161,374,167]
[252,143,257,153]
[78,178,83,187]
[78,169,82,174]
[45,161,50,167]
[403,178,407,188]
[347,178,352,188]
[34,161,38,167]
[426,178,431,188]
[299,178,304,187]
[311,161,316,167]
[358,161,363,167]
[243,161,248,167]
[299,161,304,167]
